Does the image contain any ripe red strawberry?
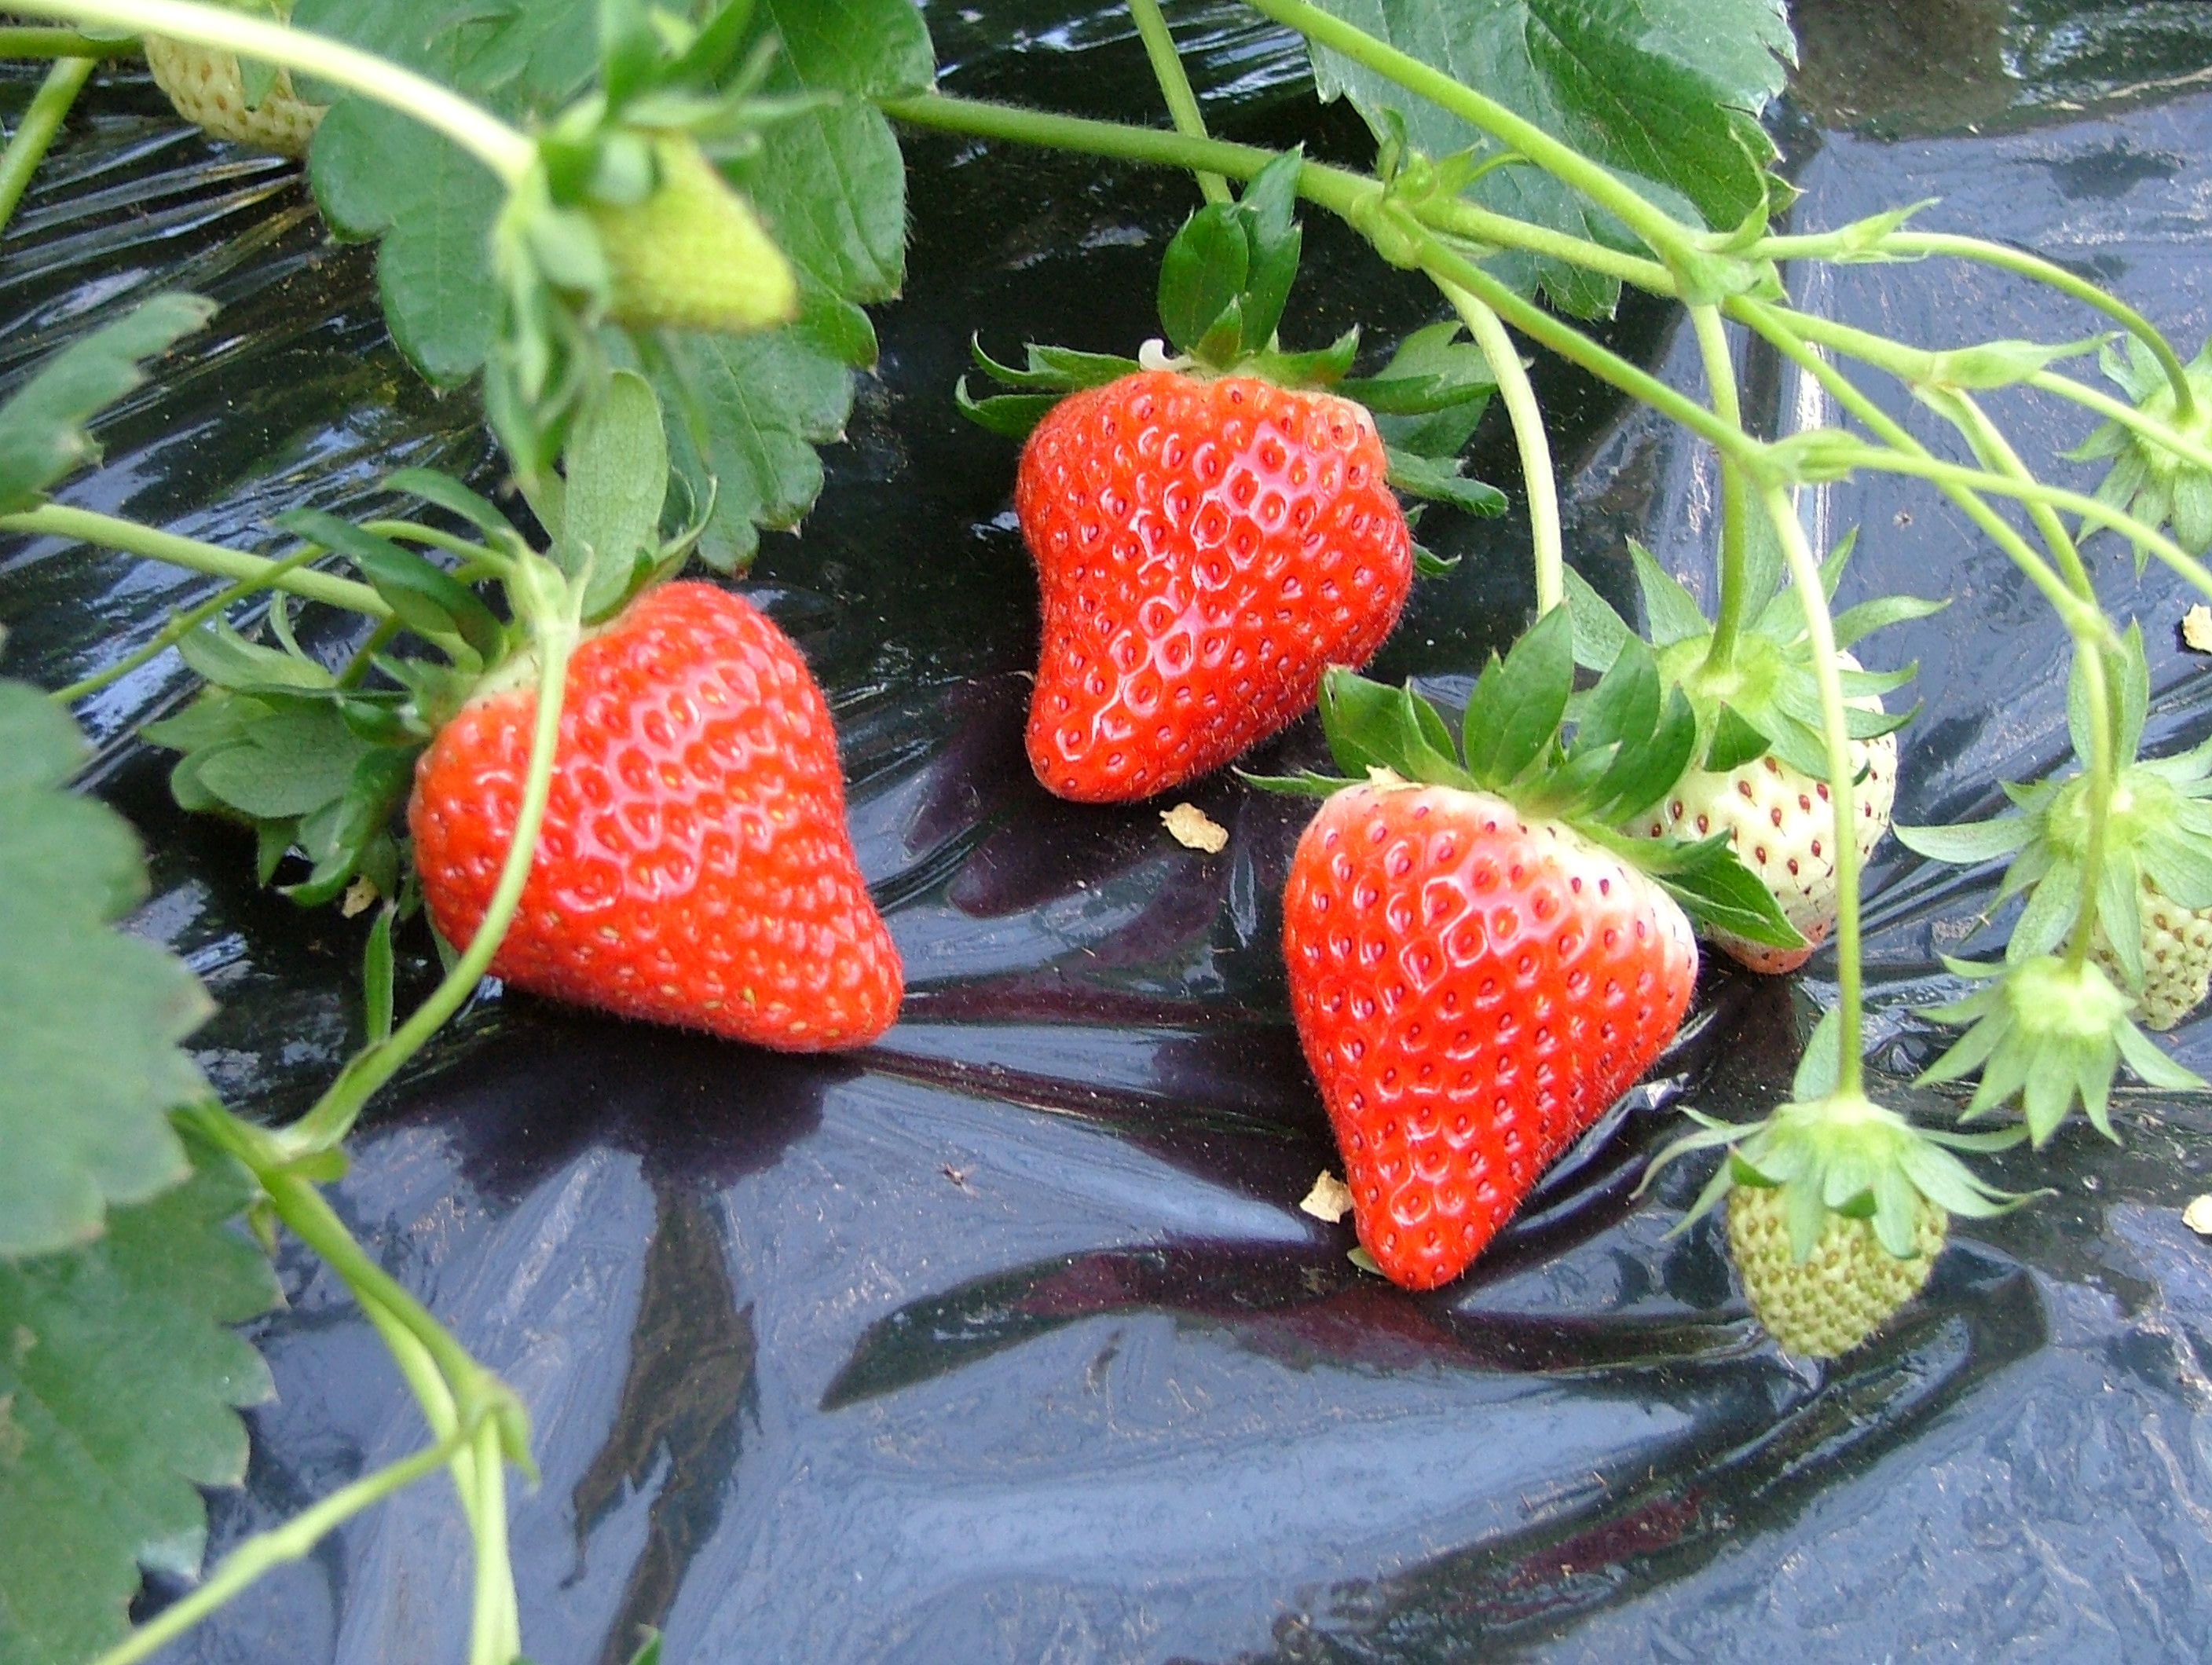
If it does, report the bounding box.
[1284,781,1697,1287]
[408,581,901,1050]
[1015,370,1412,802]
[1262,609,1800,1290]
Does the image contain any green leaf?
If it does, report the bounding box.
[193,705,379,820]
[1158,204,1250,357]
[384,467,524,544]
[1561,564,1631,671]
[1342,320,1500,462]
[1628,540,1709,646]
[1792,1004,1841,1100]
[279,509,505,660]
[0,686,210,1257]
[563,370,671,617]
[1464,605,1573,785]
[1319,668,1418,778]
[1657,835,1803,946]
[955,379,1060,441]
[1704,703,1770,771]
[1384,446,1507,514]
[0,295,215,514]
[650,325,853,569]
[0,1133,276,1665]
[1306,0,1794,313]
[1892,814,2035,865]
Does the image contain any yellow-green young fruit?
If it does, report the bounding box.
[144,38,325,158]
[2091,872,2212,1030]
[1727,1184,1946,1359]
[591,138,800,335]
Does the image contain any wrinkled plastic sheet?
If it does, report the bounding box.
[8,5,2212,1661]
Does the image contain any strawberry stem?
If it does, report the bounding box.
[2030,369,2212,475]
[1690,305,1752,675]
[1127,0,1230,207]
[9,0,535,184]
[0,503,393,618]
[278,565,577,1154]
[87,1425,471,1665]
[1441,281,1562,613]
[1759,483,1866,1093]
[1749,227,2199,425]
[47,543,327,704]
[0,53,93,238]
[877,93,1677,295]
[0,24,135,55]
[1241,0,1701,272]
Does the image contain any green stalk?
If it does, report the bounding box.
[876,92,1679,294]
[0,25,137,54]
[1827,229,2196,423]
[1730,298,2088,624]
[1944,394,2116,969]
[49,545,323,704]
[1127,0,1228,205]
[9,0,533,182]
[1239,0,1697,265]
[0,54,93,236]
[2029,370,2212,477]
[0,505,390,618]
[1439,281,1561,612]
[277,562,577,1154]
[90,1431,469,1665]
[1760,483,1866,1089]
[362,518,514,578]
[467,1418,522,1665]
[1689,305,1752,672]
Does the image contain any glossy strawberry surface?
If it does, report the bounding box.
[1016,371,1412,802]
[409,582,901,1050]
[1284,783,1697,1290]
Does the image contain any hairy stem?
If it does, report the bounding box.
[2030,369,2212,477]
[1760,485,1865,1090]
[1690,305,1752,672]
[468,1418,522,1665]
[1730,298,2089,624]
[0,54,93,236]
[1240,0,1695,265]
[1878,231,2194,422]
[48,546,324,704]
[1440,283,1561,612]
[1127,0,1228,204]
[9,0,533,182]
[877,93,1679,293]
[279,590,574,1153]
[0,24,137,54]
[0,505,390,618]
[90,1432,468,1665]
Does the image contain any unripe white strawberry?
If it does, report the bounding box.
[1727,1180,1944,1358]
[1636,726,1895,974]
[2092,873,2212,1030]
[144,38,325,158]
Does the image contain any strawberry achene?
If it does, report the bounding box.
[1016,370,1411,802]
[409,582,901,1050]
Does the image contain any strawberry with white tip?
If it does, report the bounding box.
[1569,529,1933,975]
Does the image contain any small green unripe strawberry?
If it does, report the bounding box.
[1727,1181,1945,1358]
[590,137,799,335]
[144,37,325,158]
[2093,873,2212,1030]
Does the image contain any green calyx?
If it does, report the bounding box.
[1566,525,1936,779]
[144,371,688,920]
[1648,1086,2025,1264]
[1243,606,1800,948]
[2071,336,2212,561]
[1899,622,2212,977]
[1917,953,2203,1144]
[954,149,1502,518]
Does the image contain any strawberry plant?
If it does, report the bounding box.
[6,0,2212,1656]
